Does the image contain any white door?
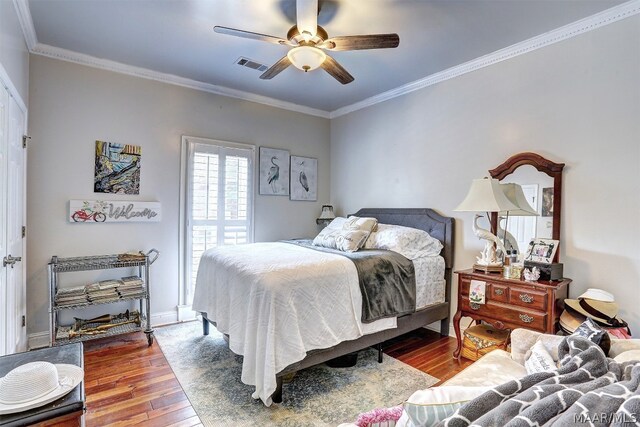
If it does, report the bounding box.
[0,84,27,356]
[6,95,26,353]
[0,85,8,356]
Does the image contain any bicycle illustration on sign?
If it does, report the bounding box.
[71,200,108,222]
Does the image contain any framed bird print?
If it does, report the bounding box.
[259,147,290,195]
[290,156,317,201]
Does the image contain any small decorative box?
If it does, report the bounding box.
[462,324,510,361]
[523,261,563,281]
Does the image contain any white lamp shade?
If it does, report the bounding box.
[499,183,538,216]
[317,205,335,220]
[287,46,326,71]
[454,178,519,213]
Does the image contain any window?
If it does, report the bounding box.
[182,137,254,304]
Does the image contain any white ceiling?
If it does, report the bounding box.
[27,0,625,113]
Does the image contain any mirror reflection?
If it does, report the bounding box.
[499,165,554,255]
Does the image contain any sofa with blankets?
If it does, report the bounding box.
[340,327,640,427]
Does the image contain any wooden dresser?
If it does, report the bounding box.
[453,269,571,359]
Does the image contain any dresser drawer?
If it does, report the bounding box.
[510,287,547,311]
[489,284,509,302]
[459,277,509,303]
[460,299,547,331]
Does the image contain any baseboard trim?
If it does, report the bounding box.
[177,305,197,322]
[28,331,50,350]
[424,322,456,338]
[151,310,178,327]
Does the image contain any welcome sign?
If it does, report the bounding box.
[69,200,161,223]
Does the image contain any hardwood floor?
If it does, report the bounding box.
[82,332,202,427]
[72,325,472,426]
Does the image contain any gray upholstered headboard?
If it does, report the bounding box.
[351,208,454,269]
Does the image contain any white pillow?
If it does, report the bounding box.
[399,386,491,427]
[613,350,640,364]
[364,223,443,259]
[312,216,378,252]
[524,340,558,374]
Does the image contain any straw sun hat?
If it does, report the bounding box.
[0,361,84,414]
[564,288,619,326]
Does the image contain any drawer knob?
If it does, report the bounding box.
[470,302,481,310]
[519,313,534,323]
[519,294,534,303]
[494,289,504,296]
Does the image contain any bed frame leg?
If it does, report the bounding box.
[272,376,283,404]
[440,318,450,337]
[377,343,383,363]
[202,316,210,336]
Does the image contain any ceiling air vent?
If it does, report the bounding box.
[236,57,268,72]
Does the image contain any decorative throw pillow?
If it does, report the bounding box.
[571,318,611,355]
[312,217,347,249]
[312,216,378,252]
[613,349,640,364]
[344,216,378,232]
[364,223,443,259]
[400,386,491,427]
[524,340,558,374]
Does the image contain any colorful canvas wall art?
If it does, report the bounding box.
[259,147,290,196]
[290,156,317,201]
[94,140,141,194]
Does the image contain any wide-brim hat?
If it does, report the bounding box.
[559,308,586,333]
[578,288,615,302]
[0,361,84,415]
[564,298,619,325]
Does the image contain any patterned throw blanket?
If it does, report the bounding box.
[283,240,416,323]
[441,336,640,426]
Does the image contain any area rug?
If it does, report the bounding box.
[155,321,438,427]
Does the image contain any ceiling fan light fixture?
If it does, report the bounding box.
[287,46,326,72]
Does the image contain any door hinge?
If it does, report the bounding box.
[21,315,26,327]
[22,135,31,148]
[22,226,26,238]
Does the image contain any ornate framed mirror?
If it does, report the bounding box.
[489,152,564,262]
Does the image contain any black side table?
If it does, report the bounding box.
[0,343,85,426]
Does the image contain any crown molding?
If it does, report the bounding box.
[30,43,331,119]
[14,0,639,120]
[329,0,640,118]
[13,0,37,51]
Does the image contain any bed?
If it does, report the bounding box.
[193,208,454,405]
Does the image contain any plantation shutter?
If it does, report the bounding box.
[187,141,254,301]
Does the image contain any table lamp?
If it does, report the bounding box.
[497,183,538,253]
[316,205,335,227]
[455,178,518,272]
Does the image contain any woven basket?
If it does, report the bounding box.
[462,324,510,361]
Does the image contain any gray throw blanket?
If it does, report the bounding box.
[440,336,640,426]
[282,240,416,323]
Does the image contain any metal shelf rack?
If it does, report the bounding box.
[48,249,159,347]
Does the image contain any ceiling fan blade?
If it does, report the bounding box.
[296,0,318,37]
[320,34,399,51]
[260,56,292,80]
[320,55,354,85]
[214,26,291,46]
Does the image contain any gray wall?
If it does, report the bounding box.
[0,0,29,104]
[27,55,330,334]
[331,16,640,334]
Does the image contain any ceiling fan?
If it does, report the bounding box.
[214,0,399,85]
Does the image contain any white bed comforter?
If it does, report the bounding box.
[191,242,397,405]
